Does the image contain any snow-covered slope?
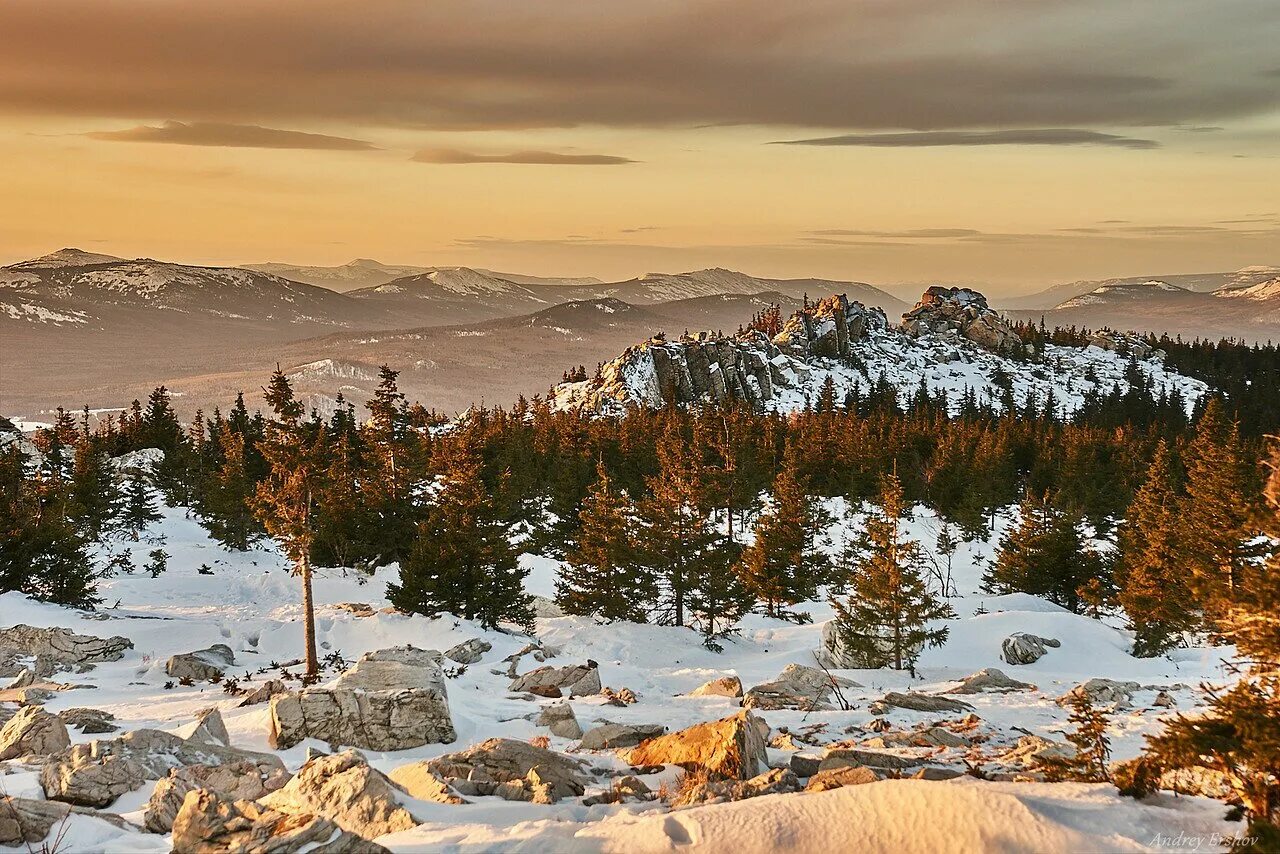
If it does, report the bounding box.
[0,488,1238,852]
[1054,280,1193,309]
[243,258,433,292]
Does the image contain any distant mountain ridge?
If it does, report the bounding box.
[999,266,1280,310]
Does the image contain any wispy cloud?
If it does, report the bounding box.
[412,148,634,165]
[86,120,377,150]
[771,129,1159,149]
[812,228,982,239]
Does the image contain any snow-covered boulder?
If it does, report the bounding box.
[946,668,1036,694]
[1000,633,1060,665]
[817,619,923,670]
[876,692,973,714]
[423,738,589,799]
[261,750,420,840]
[268,646,456,751]
[509,661,601,697]
[144,761,288,833]
[1060,678,1140,709]
[41,728,286,808]
[171,789,386,854]
[689,675,744,700]
[580,722,666,750]
[444,638,491,665]
[0,625,132,670]
[0,705,70,760]
[536,702,583,739]
[745,663,859,711]
[165,644,235,682]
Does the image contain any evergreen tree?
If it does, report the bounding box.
[1181,398,1259,623]
[830,474,954,672]
[68,419,121,539]
[738,453,830,619]
[556,462,654,622]
[251,368,322,676]
[984,492,1103,613]
[1116,441,1196,656]
[200,422,263,551]
[121,467,161,539]
[388,438,532,630]
[1043,693,1113,782]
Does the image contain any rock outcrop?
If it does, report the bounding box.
[744,664,859,711]
[536,702,583,739]
[387,764,468,805]
[41,728,286,808]
[946,668,1036,694]
[580,722,666,750]
[0,625,132,671]
[268,646,456,751]
[423,738,589,799]
[57,708,117,734]
[1060,678,1140,709]
[0,705,70,760]
[261,750,420,840]
[1001,633,1061,665]
[444,638,492,665]
[171,789,387,853]
[165,644,236,682]
[509,662,601,697]
[623,711,768,780]
[901,287,1024,355]
[673,767,801,806]
[143,761,289,833]
[876,692,974,714]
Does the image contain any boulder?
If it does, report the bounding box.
[580,722,666,750]
[624,711,768,780]
[0,797,129,845]
[912,767,965,781]
[269,646,455,751]
[41,728,286,808]
[171,788,387,854]
[1060,678,1140,709]
[805,765,883,792]
[688,676,743,699]
[878,692,973,713]
[789,753,822,777]
[0,625,132,670]
[673,767,801,807]
[1001,633,1060,666]
[262,750,419,840]
[530,596,566,618]
[237,679,287,707]
[509,662,601,697]
[143,760,289,833]
[946,668,1036,694]
[864,726,970,749]
[424,738,589,799]
[536,702,583,740]
[1000,735,1075,768]
[57,707,117,734]
[180,707,230,747]
[165,644,236,682]
[387,763,468,805]
[744,664,859,711]
[816,619,923,670]
[821,748,919,771]
[0,705,70,760]
[444,639,492,665]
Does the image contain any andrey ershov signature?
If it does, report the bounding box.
[1149,832,1257,850]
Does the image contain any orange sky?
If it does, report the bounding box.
[2,1,1278,294]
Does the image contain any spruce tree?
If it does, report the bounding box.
[1116,441,1196,656]
[1043,693,1112,782]
[738,453,830,619]
[556,462,654,622]
[830,474,954,672]
[121,467,161,539]
[200,422,263,551]
[1181,398,1259,624]
[984,492,1102,613]
[388,438,532,630]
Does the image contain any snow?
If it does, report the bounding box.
[0,497,1239,852]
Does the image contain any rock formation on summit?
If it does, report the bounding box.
[900,286,1025,355]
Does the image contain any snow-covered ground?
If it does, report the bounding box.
[0,503,1241,852]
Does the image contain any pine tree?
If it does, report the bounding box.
[1116,441,1196,656]
[984,492,1103,613]
[388,438,532,630]
[556,462,654,623]
[830,474,954,672]
[251,368,322,676]
[738,454,830,619]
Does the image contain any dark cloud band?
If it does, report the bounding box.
[87,121,376,150]
[412,149,634,165]
[772,129,1159,149]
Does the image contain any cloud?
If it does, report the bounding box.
[2,1,1278,133]
[772,129,1159,149]
[411,148,634,165]
[86,121,376,150]
[811,228,982,239]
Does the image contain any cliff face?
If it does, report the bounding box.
[550,287,1207,417]
[552,295,886,412]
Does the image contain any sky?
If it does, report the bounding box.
[1,0,1278,295]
